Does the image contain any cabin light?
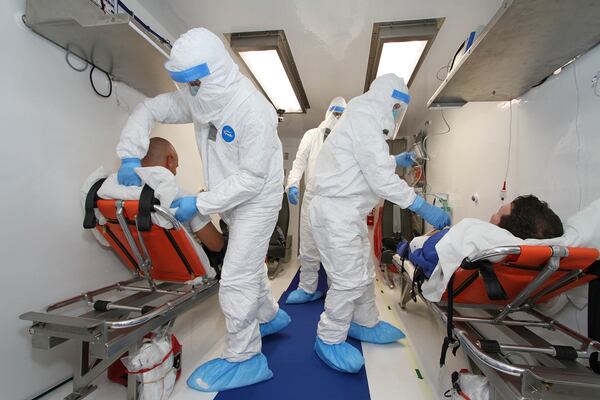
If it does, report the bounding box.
[376,40,428,83]
[229,30,309,114]
[365,19,443,91]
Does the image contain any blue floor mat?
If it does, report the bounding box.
[215,268,371,400]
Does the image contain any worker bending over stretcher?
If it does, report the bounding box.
[114,28,290,391]
[309,73,451,373]
[82,137,224,277]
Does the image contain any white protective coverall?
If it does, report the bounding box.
[286,97,346,294]
[116,28,282,362]
[310,74,417,344]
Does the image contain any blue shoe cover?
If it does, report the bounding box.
[313,337,364,373]
[286,288,323,304]
[348,321,406,344]
[259,309,291,337]
[187,353,273,392]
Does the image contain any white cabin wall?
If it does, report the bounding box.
[422,44,600,334]
[1,1,197,399]
[424,44,600,226]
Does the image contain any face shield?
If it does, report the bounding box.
[322,104,345,134]
[167,62,212,97]
[384,89,411,140]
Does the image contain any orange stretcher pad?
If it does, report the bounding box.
[441,246,599,305]
[95,199,208,282]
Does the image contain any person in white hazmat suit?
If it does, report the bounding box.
[285,97,347,304]
[115,28,291,392]
[309,73,451,373]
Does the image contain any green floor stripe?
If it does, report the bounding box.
[415,369,423,380]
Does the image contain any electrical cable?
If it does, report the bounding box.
[503,99,513,183]
[422,108,451,159]
[89,65,113,98]
[65,49,88,72]
[573,61,583,211]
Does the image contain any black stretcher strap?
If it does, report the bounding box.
[588,263,600,342]
[163,230,195,276]
[440,275,459,366]
[453,271,479,298]
[478,261,508,301]
[104,225,138,268]
[138,185,160,232]
[459,259,507,301]
[83,178,107,229]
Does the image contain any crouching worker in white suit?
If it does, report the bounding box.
[113,28,291,391]
[309,74,451,373]
[82,137,224,279]
[285,97,346,304]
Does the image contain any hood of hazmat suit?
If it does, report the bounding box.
[286,97,346,194]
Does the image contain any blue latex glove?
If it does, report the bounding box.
[394,151,416,168]
[409,196,451,229]
[171,196,199,222]
[314,337,364,373]
[187,353,273,392]
[348,321,405,344]
[117,158,142,186]
[286,288,323,304]
[288,186,300,205]
[259,309,291,337]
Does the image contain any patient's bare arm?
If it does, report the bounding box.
[194,222,224,252]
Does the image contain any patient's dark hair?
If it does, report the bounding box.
[498,195,563,239]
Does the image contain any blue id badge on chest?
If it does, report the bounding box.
[208,123,217,141]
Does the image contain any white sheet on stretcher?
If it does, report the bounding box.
[421,198,600,303]
[80,166,216,279]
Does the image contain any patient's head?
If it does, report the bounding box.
[141,137,179,175]
[490,195,563,239]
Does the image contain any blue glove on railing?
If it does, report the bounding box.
[288,186,300,205]
[394,151,416,168]
[408,196,451,229]
[117,158,142,186]
[171,196,199,222]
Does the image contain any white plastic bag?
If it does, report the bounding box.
[121,333,176,400]
[444,369,490,400]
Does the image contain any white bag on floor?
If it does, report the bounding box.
[444,369,490,400]
[121,333,176,400]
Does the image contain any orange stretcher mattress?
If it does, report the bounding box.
[95,199,208,282]
[441,246,599,305]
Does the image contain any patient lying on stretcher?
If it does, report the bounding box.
[405,194,600,306]
[82,137,225,277]
[409,195,563,279]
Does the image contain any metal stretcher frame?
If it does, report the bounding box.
[392,245,600,400]
[20,203,218,400]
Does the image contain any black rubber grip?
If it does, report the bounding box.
[141,305,156,315]
[93,300,111,312]
[552,345,578,360]
[479,339,501,353]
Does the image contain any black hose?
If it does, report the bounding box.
[89,65,113,98]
